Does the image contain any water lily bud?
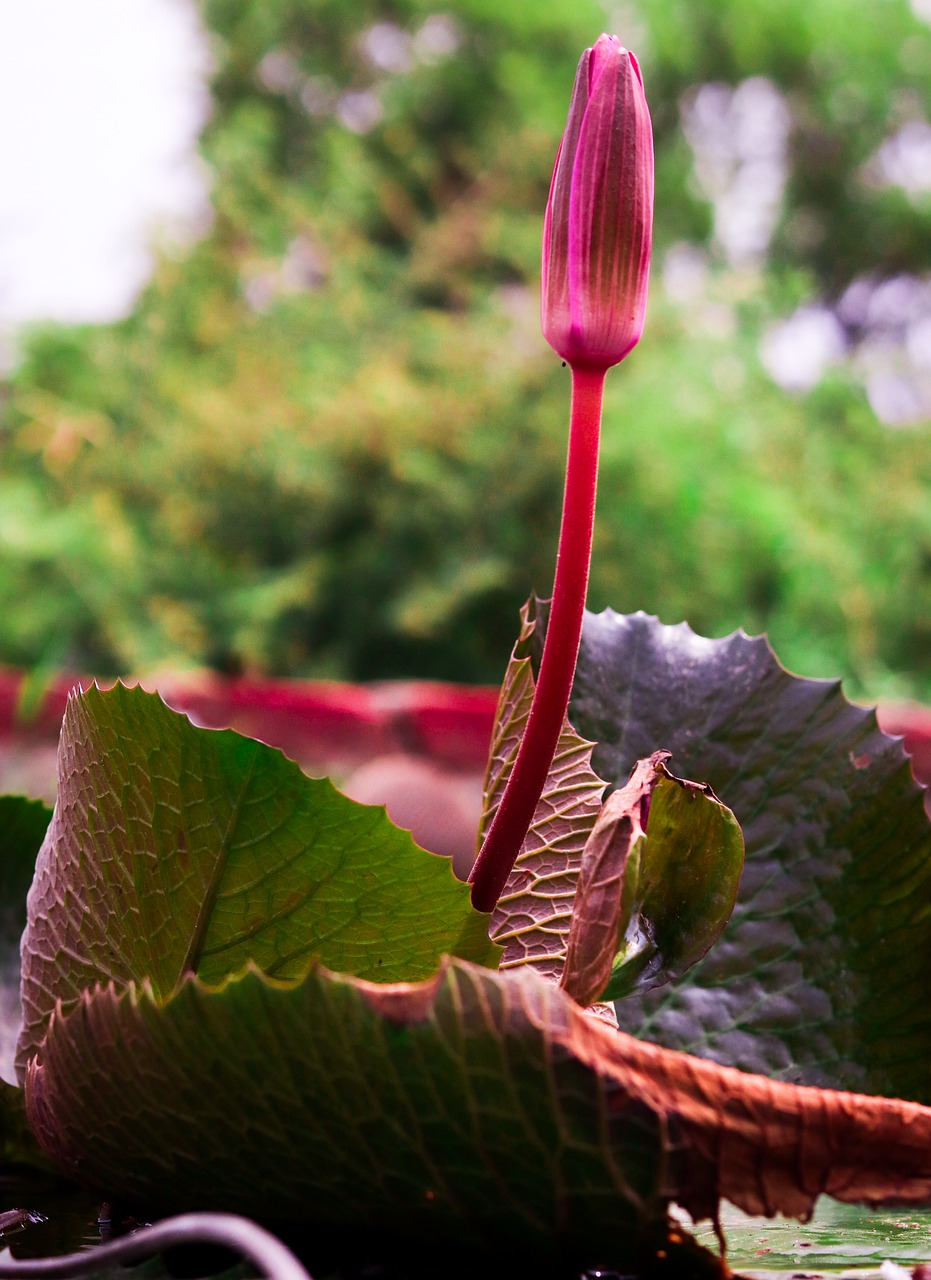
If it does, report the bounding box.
[542,35,654,371]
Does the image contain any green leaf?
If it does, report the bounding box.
[27,963,672,1258]
[0,788,50,942]
[17,684,497,1078]
[0,1075,53,1171]
[0,795,51,1077]
[482,602,606,984]
[25,959,931,1251]
[563,610,931,1100]
[0,796,55,1167]
[0,794,53,872]
[559,752,744,1007]
[0,794,51,978]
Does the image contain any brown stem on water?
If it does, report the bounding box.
[470,365,605,912]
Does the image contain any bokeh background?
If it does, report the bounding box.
[2,0,930,702]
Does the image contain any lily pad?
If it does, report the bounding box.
[17,684,497,1077]
[694,1197,931,1274]
[560,610,931,1100]
[16,665,931,1248]
[25,959,931,1251]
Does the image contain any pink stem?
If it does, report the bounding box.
[470,365,605,912]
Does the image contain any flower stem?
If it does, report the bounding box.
[470,365,605,913]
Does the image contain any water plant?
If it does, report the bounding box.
[469,35,654,913]
[0,30,930,1280]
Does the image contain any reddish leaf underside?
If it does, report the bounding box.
[485,609,744,1009]
[24,959,931,1253]
[483,604,605,982]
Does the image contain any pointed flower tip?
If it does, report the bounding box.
[542,34,654,372]
[588,33,626,84]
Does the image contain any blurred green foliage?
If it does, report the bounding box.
[1,0,930,698]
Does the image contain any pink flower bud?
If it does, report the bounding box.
[542,35,654,371]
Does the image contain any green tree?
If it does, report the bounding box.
[1,0,929,698]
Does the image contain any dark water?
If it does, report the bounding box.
[0,1178,930,1280]
[0,1174,105,1258]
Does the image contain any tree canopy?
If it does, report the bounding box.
[1,0,929,699]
